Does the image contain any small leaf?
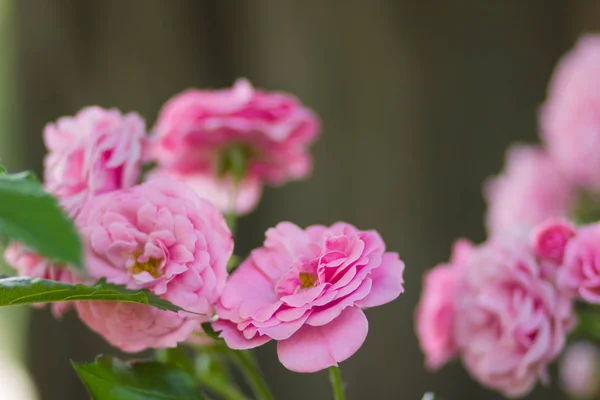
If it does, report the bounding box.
[0,173,82,268]
[73,355,206,400]
[201,322,222,340]
[0,277,182,312]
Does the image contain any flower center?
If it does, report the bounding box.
[299,272,318,289]
[129,251,162,278]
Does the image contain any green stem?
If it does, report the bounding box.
[228,350,275,400]
[329,366,345,400]
[225,178,239,237]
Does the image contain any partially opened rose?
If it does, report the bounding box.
[43,106,147,216]
[75,177,233,352]
[214,222,404,373]
[4,243,81,318]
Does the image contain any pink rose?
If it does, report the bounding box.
[4,243,81,318]
[213,222,404,373]
[560,222,600,302]
[415,239,473,370]
[560,342,600,399]
[530,218,576,263]
[455,236,575,397]
[43,106,147,216]
[150,170,262,216]
[540,35,600,188]
[150,79,320,214]
[484,145,575,236]
[74,177,233,352]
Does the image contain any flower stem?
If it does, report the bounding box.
[225,178,239,237]
[228,350,275,400]
[329,366,345,400]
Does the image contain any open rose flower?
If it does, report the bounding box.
[4,243,81,318]
[540,35,600,188]
[455,236,575,397]
[484,145,575,236]
[415,239,473,370]
[149,79,320,215]
[75,177,233,352]
[214,222,404,373]
[559,222,600,302]
[44,106,147,216]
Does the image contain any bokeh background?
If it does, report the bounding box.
[0,1,598,399]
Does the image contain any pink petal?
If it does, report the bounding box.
[356,252,405,308]
[277,307,368,373]
[213,319,271,350]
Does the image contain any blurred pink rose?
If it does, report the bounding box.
[43,106,147,217]
[455,236,575,397]
[75,177,233,352]
[4,243,81,318]
[150,79,320,214]
[150,170,262,216]
[560,341,600,399]
[415,239,473,370]
[214,222,404,373]
[530,218,576,264]
[560,222,600,302]
[540,35,600,188]
[484,145,575,236]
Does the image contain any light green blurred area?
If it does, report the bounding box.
[0,2,37,398]
[0,0,35,391]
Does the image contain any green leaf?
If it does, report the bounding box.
[0,277,183,312]
[422,393,442,400]
[0,172,82,268]
[73,355,206,400]
[200,322,221,340]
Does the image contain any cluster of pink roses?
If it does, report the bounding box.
[5,80,405,373]
[417,35,600,397]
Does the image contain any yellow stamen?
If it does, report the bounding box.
[299,272,317,289]
[130,251,161,278]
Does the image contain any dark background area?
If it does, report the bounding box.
[2,1,598,399]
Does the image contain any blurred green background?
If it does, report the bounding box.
[0,1,597,399]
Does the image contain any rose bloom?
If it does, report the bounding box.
[75,177,233,352]
[44,106,147,216]
[455,236,575,398]
[559,222,600,302]
[150,79,320,215]
[415,239,473,370]
[213,222,404,373]
[4,243,80,318]
[484,145,575,236]
[560,342,600,399]
[530,218,576,264]
[540,35,600,188]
